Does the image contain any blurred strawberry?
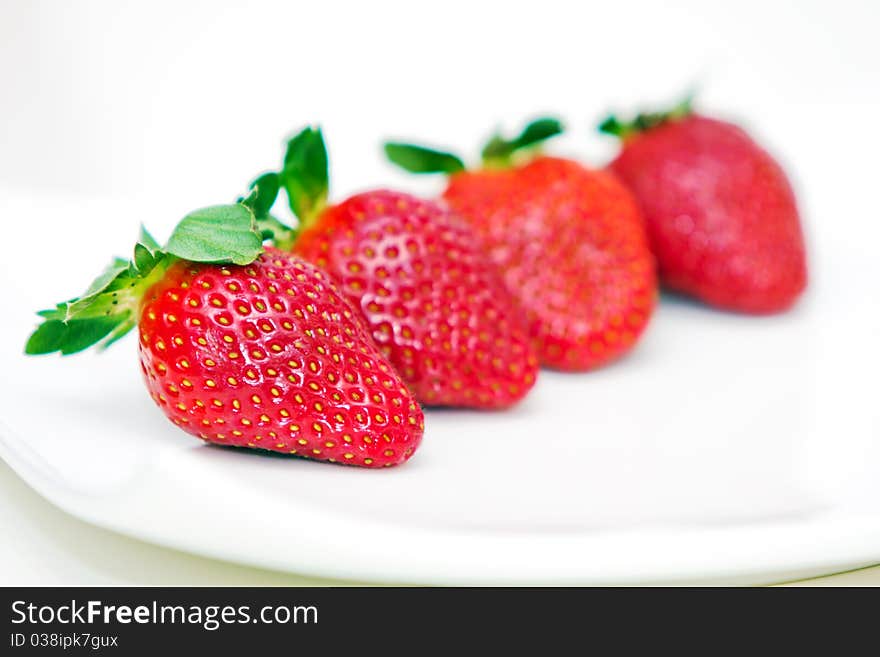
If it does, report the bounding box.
[600,98,807,313]
[385,119,656,371]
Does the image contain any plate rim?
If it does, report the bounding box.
[2,420,879,586]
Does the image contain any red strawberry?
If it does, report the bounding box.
[26,200,424,468]
[385,118,657,371]
[600,99,808,313]
[260,127,538,409]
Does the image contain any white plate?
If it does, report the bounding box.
[0,187,878,585]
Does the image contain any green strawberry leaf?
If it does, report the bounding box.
[240,172,298,250]
[164,204,263,265]
[597,115,626,138]
[383,142,467,174]
[27,198,268,357]
[37,248,168,324]
[515,117,565,147]
[481,117,564,165]
[599,94,695,139]
[97,315,140,351]
[139,225,161,251]
[256,212,298,251]
[83,257,130,296]
[280,126,329,225]
[25,248,169,356]
[25,316,131,356]
[133,242,156,273]
[240,171,281,218]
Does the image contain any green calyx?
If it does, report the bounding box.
[26,200,270,357]
[279,126,329,232]
[480,117,564,168]
[383,143,467,174]
[26,234,170,356]
[239,125,331,250]
[164,204,265,266]
[239,171,298,250]
[27,123,333,358]
[383,116,564,174]
[599,95,694,140]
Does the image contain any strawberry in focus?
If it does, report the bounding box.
[26,193,424,468]
[385,119,657,371]
[600,99,807,313]
[258,128,538,409]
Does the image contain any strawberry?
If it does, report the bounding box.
[25,192,424,468]
[384,118,657,371]
[600,98,808,313]
[257,127,538,409]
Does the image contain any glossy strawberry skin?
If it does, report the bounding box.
[608,114,807,313]
[443,157,657,371]
[137,247,424,468]
[292,190,539,409]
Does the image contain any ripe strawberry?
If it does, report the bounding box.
[600,99,808,313]
[258,127,538,408]
[25,198,424,468]
[385,119,657,371]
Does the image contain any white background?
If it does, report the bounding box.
[1,0,878,584]
[3,0,878,229]
[2,0,879,279]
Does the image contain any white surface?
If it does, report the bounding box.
[2,459,878,587]
[0,460,345,586]
[1,0,879,585]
